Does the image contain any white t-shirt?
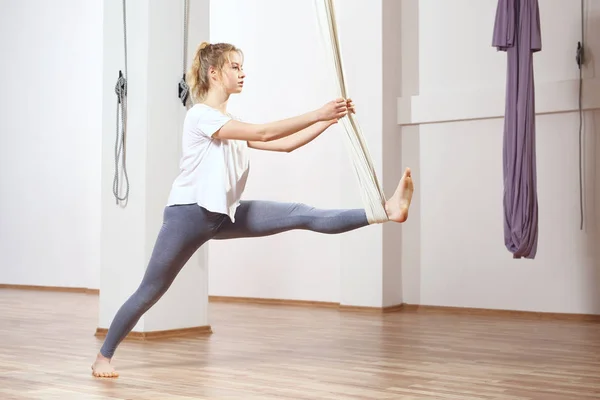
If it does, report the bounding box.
[167,104,250,222]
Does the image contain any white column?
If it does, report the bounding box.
[381,0,406,308]
[397,0,422,306]
[337,0,405,309]
[97,0,211,337]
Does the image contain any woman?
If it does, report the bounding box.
[92,42,414,378]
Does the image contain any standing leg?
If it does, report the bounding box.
[92,204,227,378]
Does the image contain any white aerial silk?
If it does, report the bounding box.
[312,0,389,224]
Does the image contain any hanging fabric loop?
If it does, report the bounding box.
[313,0,388,224]
[178,73,190,106]
[492,0,541,259]
[178,0,191,107]
[113,0,130,206]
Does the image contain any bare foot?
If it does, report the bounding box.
[91,353,119,378]
[385,167,414,223]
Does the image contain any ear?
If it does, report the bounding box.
[208,66,220,81]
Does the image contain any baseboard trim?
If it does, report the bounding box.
[209,296,600,321]
[401,304,600,322]
[3,284,598,321]
[338,303,405,313]
[208,295,404,313]
[0,283,99,294]
[208,295,339,308]
[94,325,212,340]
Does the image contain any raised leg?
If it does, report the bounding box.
[214,167,414,240]
[213,200,370,240]
[92,204,227,378]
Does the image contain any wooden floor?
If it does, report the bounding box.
[1,289,600,400]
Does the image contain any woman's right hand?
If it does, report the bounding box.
[316,98,348,121]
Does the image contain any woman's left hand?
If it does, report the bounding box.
[346,98,356,114]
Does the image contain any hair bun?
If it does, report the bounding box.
[199,41,210,50]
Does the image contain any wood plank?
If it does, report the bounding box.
[1,288,599,399]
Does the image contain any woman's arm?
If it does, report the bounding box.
[213,98,348,142]
[247,119,337,152]
[247,98,355,153]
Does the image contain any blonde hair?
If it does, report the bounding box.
[187,41,243,103]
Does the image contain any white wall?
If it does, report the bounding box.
[3,0,599,316]
[400,0,600,314]
[207,0,345,303]
[207,0,397,305]
[0,0,103,289]
[97,0,212,332]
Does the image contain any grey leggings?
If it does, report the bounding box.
[99,200,369,358]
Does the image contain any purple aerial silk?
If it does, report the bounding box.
[492,0,541,259]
